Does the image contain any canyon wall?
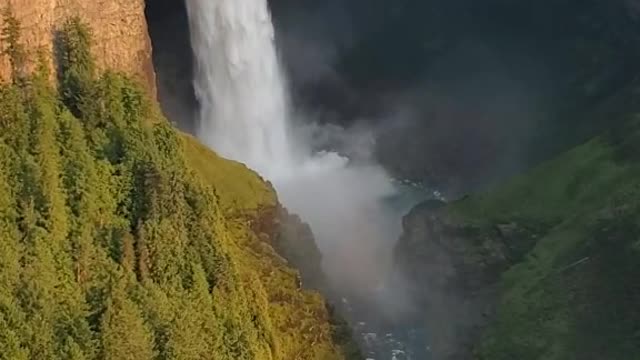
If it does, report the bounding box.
[0,0,154,91]
[395,132,640,359]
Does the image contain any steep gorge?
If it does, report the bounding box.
[265,1,640,358]
[4,1,640,360]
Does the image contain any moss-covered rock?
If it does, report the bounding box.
[396,130,640,359]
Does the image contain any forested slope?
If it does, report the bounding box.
[0,13,355,360]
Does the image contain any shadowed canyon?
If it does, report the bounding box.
[0,0,639,359]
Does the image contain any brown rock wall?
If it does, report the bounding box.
[0,0,154,91]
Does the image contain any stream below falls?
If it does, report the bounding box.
[331,181,438,360]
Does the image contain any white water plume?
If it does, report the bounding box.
[186,0,295,178]
[186,0,402,294]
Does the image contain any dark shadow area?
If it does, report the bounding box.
[145,0,197,133]
[269,0,640,193]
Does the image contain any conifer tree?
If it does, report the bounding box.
[18,230,59,359]
[27,53,70,265]
[0,145,21,290]
[58,110,102,286]
[0,315,29,360]
[1,5,26,83]
[164,264,218,360]
[100,281,156,360]
[58,17,95,118]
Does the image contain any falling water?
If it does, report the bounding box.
[185,0,397,284]
[186,0,295,178]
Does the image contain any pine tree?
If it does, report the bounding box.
[1,5,27,83]
[27,53,70,265]
[0,79,29,153]
[0,144,21,290]
[18,230,59,359]
[58,110,103,286]
[100,281,156,360]
[58,17,95,117]
[0,314,29,360]
[164,264,219,360]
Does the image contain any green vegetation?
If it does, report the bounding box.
[1,4,26,83]
[0,13,354,360]
[446,125,640,359]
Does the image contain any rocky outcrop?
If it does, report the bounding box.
[394,200,515,359]
[249,203,327,291]
[0,0,154,91]
[272,206,327,290]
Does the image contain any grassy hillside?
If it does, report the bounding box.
[0,13,354,360]
[444,122,640,359]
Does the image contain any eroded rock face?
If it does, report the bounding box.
[394,200,508,360]
[0,0,154,91]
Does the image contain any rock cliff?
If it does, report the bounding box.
[0,0,154,91]
[394,200,507,359]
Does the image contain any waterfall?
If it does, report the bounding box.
[186,0,295,179]
[186,0,401,312]
[186,2,426,357]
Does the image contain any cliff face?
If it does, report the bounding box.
[394,200,508,359]
[0,0,154,91]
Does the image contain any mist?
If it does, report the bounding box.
[279,150,395,286]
